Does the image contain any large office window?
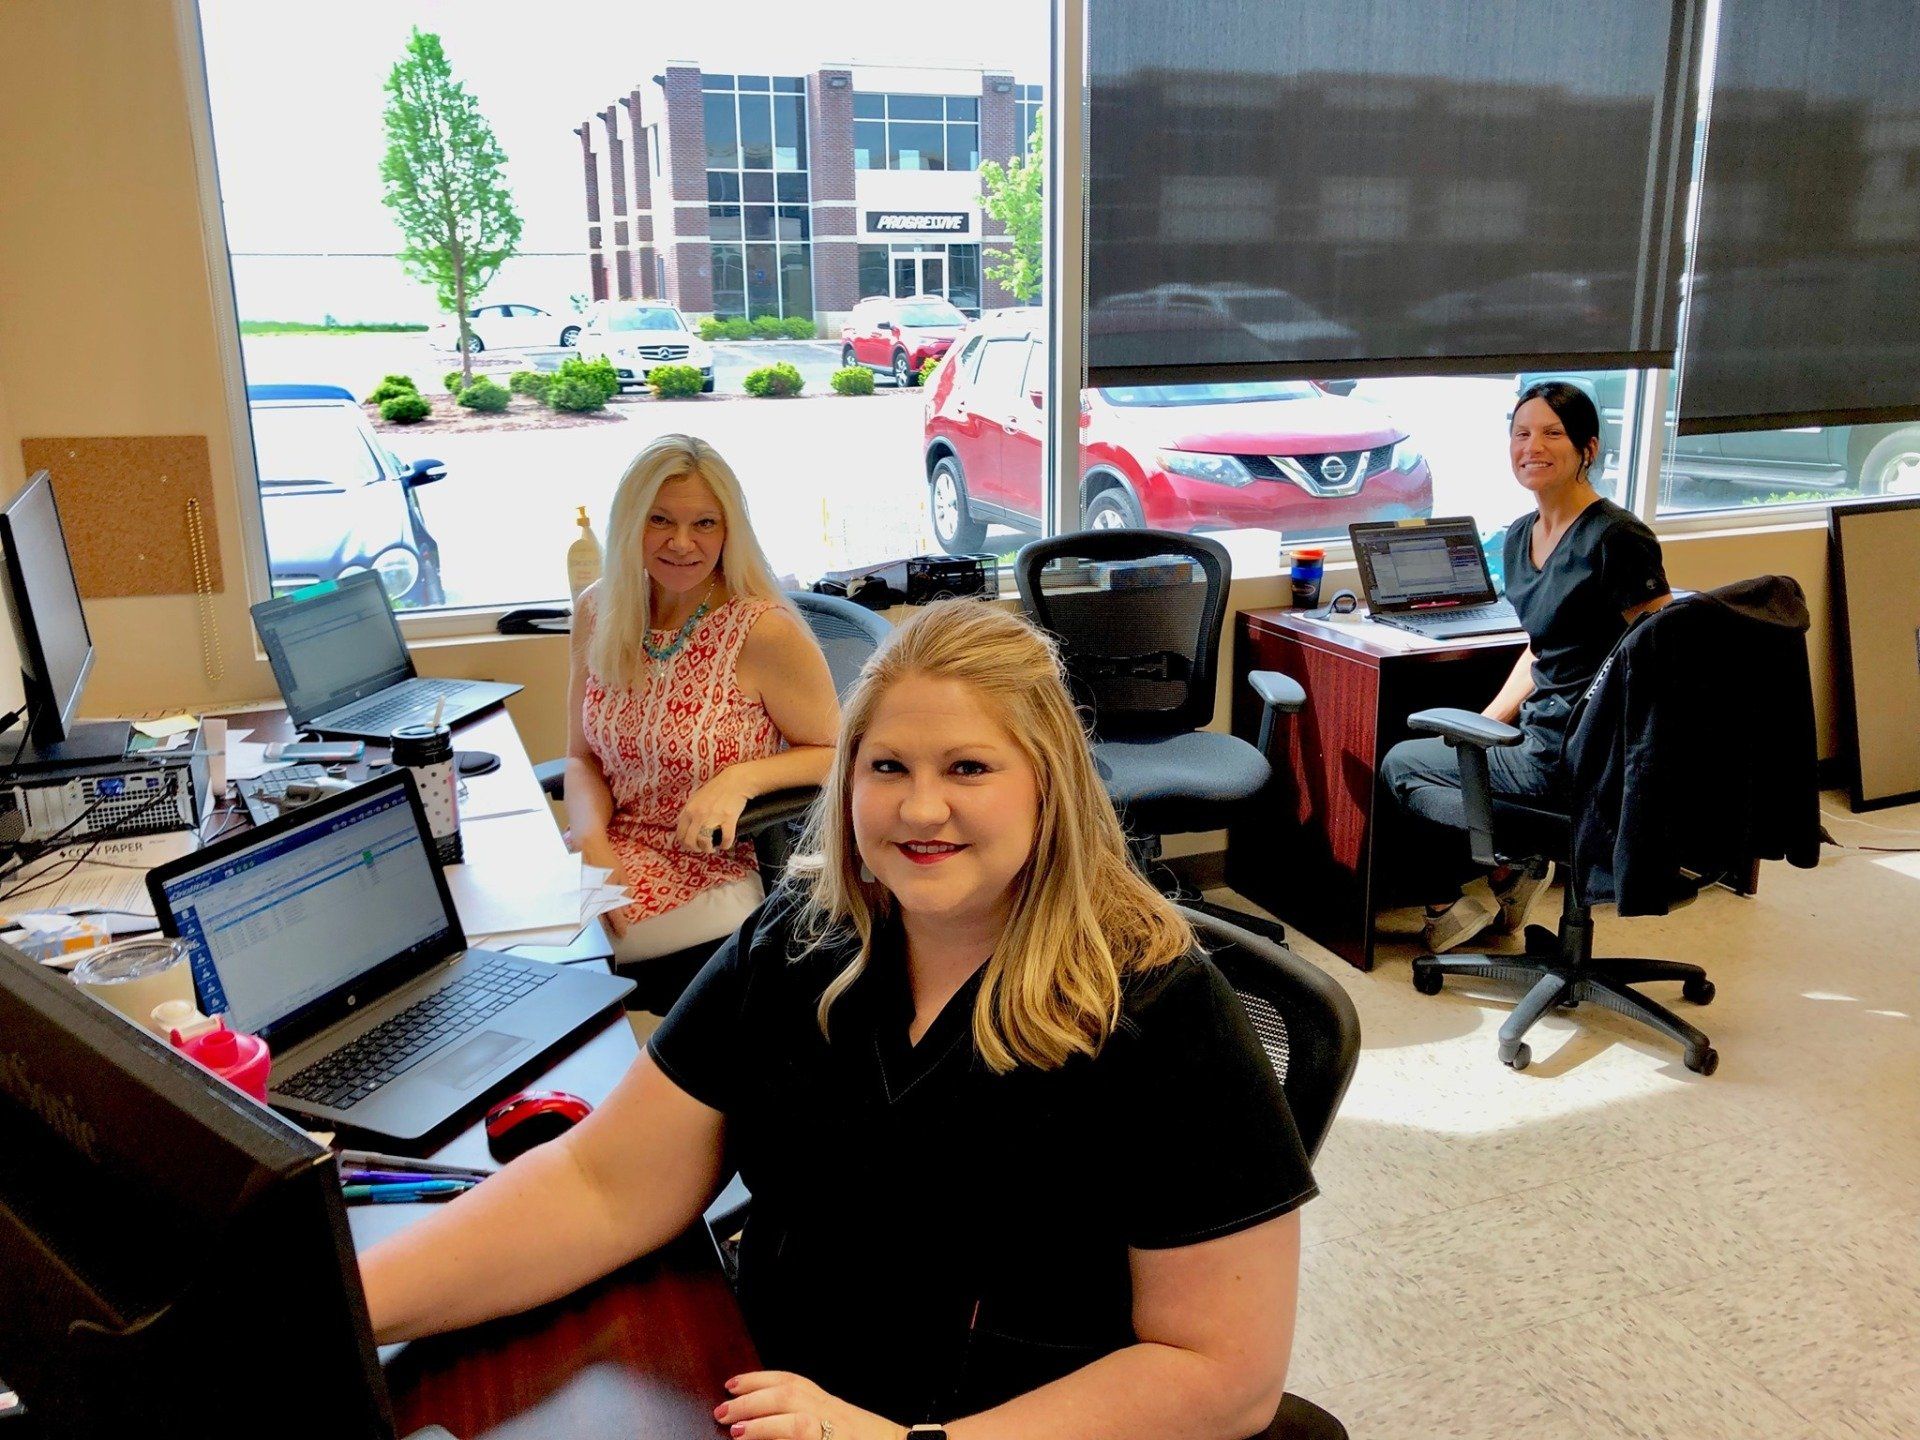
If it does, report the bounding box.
[1014,84,1044,158]
[852,94,980,172]
[196,4,1049,613]
[705,74,811,321]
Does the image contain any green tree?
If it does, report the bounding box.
[379,29,522,385]
[979,110,1044,304]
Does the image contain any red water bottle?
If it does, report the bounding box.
[171,1018,272,1102]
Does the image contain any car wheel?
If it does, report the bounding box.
[893,349,914,387]
[465,334,485,354]
[841,344,858,369]
[1082,484,1143,531]
[930,456,989,554]
[1856,428,1920,496]
[559,325,581,347]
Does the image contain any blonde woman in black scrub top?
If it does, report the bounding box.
[1381,381,1673,953]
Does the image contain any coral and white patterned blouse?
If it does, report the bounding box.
[583,596,784,923]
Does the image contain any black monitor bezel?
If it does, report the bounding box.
[0,470,95,747]
[1347,516,1499,614]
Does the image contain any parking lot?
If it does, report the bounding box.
[242,333,1540,610]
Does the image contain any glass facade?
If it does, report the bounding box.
[852,93,980,172]
[858,242,982,311]
[1014,83,1044,157]
[704,73,812,319]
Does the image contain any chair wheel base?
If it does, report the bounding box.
[1683,977,1716,1005]
[1412,964,1443,996]
[1686,1045,1719,1075]
[1501,1041,1531,1070]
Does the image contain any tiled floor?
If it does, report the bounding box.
[1211,794,1920,1439]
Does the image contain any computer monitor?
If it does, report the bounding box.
[0,943,408,1437]
[0,472,128,768]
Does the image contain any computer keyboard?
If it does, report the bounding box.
[278,957,553,1112]
[335,679,474,733]
[1387,601,1518,632]
[233,764,331,826]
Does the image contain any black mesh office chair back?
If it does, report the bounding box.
[790,590,893,698]
[1013,529,1230,741]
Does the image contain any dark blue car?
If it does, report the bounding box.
[245,383,447,608]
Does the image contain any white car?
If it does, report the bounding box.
[577,301,715,392]
[429,302,582,354]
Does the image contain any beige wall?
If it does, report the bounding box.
[0,1,1844,778]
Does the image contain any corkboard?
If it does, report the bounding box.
[18,435,223,598]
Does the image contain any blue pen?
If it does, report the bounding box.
[341,1180,475,1201]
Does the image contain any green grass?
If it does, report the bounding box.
[240,320,429,335]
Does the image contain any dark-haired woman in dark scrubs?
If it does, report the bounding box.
[1381,381,1673,953]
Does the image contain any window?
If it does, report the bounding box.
[703,74,811,320]
[851,94,981,172]
[1014,83,1044,157]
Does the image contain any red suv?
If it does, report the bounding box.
[921,310,1434,552]
[842,295,967,387]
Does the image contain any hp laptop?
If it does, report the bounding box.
[1349,517,1522,639]
[148,769,632,1143]
[251,571,520,742]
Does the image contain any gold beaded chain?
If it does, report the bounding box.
[185,496,224,682]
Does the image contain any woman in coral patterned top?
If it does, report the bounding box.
[565,435,838,976]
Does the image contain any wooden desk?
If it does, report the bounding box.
[1227,609,1526,971]
[347,1016,760,1438]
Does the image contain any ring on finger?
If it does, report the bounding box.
[818,1422,834,1440]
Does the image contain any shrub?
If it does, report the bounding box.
[455,376,511,412]
[365,377,419,405]
[696,316,728,342]
[508,369,552,400]
[751,315,790,340]
[783,315,818,340]
[743,362,805,398]
[443,369,467,393]
[379,392,432,423]
[557,355,621,404]
[919,355,941,385]
[649,364,706,399]
[720,317,754,341]
[547,376,608,412]
[830,365,875,396]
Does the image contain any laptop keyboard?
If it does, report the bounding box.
[335,678,475,733]
[1388,601,1518,631]
[278,956,553,1112]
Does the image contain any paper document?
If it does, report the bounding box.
[132,714,198,740]
[0,830,196,928]
[444,812,632,938]
[223,727,299,783]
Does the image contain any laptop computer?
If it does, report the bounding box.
[250,571,521,742]
[1348,517,1523,639]
[147,769,632,1143]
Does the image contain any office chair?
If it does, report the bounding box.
[706,903,1359,1440]
[535,590,891,1011]
[1403,581,1818,1073]
[1013,530,1304,926]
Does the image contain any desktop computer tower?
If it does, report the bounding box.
[0,746,208,845]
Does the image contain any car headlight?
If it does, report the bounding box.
[344,546,422,599]
[1156,449,1254,487]
[1390,438,1424,473]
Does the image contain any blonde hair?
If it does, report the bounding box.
[793,600,1193,1073]
[586,434,788,690]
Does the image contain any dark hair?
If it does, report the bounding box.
[1512,381,1602,473]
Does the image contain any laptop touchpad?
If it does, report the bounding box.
[427,1031,533,1086]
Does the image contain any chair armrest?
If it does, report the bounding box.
[1249,669,1306,714]
[533,757,566,801]
[1407,707,1523,751]
[738,786,817,839]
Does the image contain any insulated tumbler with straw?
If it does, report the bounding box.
[392,710,462,864]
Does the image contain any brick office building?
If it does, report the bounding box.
[573,63,1043,327]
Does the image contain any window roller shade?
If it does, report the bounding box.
[1677,0,1920,436]
[1087,0,1703,387]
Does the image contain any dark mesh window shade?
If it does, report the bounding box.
[1677,0,1920,435]
[1087,0,1703,386]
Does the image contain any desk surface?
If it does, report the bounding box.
[1243,605,1528,665]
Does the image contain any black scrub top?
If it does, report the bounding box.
[649,891,1317,1426]
[1503,498,1668,768]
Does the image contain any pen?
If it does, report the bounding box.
[338,1148,496,1179]
[343,1187,472,1205]
[343,1168,489,1187]
[341,1180,476,1201]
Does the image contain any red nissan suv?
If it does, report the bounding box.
[842,295,967,387]
[921,309,1434,552]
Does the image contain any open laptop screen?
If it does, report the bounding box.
[153,776,456,1045]
[1350,519,1497,611]
[251,572,415,727]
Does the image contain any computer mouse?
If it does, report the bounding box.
[484,1090,592,1161]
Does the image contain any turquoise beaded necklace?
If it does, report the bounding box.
[642,579,720,665]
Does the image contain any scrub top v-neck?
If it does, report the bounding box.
[649,890,1317,1425]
